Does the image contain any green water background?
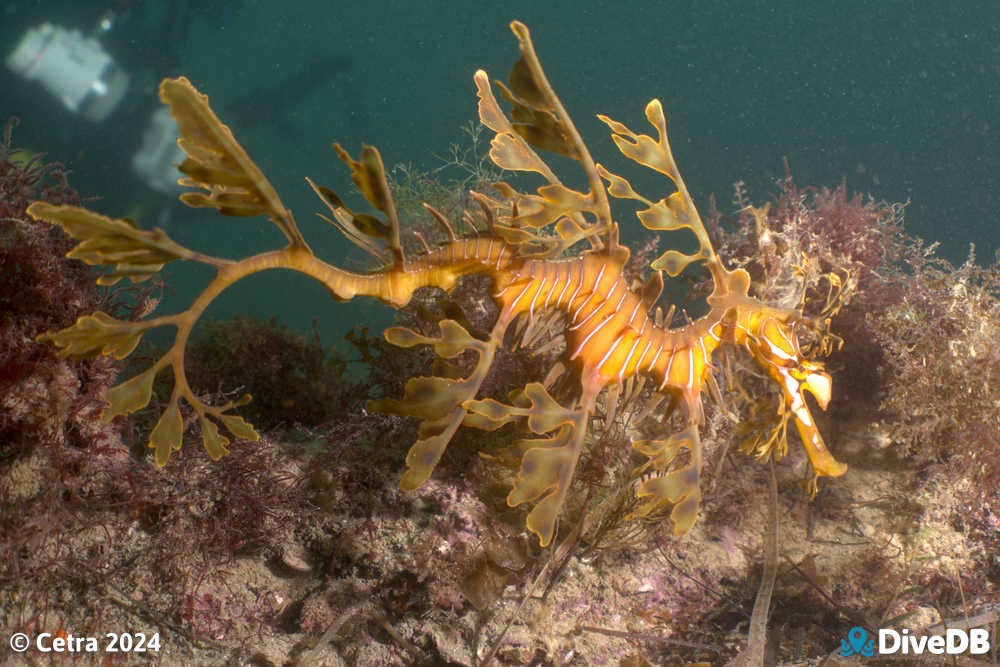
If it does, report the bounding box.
[3,1,997,351]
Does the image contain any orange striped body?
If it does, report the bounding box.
[362,235,846,482]
[380,238,723,411]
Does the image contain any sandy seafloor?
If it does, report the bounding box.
[2,398,996,666]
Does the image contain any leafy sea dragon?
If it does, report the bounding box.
[29,21,847,547]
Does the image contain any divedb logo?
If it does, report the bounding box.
[879,628,990,655]
[839,625,991,657]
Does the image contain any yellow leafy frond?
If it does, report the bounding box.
[36,312,157,359]
[399,415,465,491]
[383,320,479,359]
[651,249,707,278]
[506,420,587,547]
[104,368,157,421]
[465,380,589,546]
[330,144,405,268]
[464,382,580,434]
[149,400,183,467]
[27,202,197,284]
[160,77,306,248]
[371,318,505,491]
[197,412,230,461]
[598,102,723,279]
[629,425,704,535]
[371,376,472,423]
[632,466,702,535]
[471,21,618,256]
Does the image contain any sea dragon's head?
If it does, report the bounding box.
[745,313,848,489]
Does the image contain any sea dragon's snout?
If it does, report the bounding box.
[752,317,848,484]
[777,361,848,480]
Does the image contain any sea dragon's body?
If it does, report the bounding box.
[30,21,847,547]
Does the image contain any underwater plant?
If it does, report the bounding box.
[182,315,351,429]
[0,117,126,459]
[29,21,851,549]
[872,243,1000,499]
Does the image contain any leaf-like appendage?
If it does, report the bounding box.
[384,320,478,359]
[598,101,720,278]
[597,165,642,200]
[104,367,157,421]
[306,178,391,264]
[217,413,260,442]
[27,202,195,284]
[599,101,681,178]
[506,422,586,547]
[492,224,545,247]
[372,318,503,490]
[198,412,230,461]
[150,400,183,467]
[506,101,579,161]
[461,396,519,427]
[464,382,577,434]
[639,271,664,312]
[475,70,557,180]
[635,192,692,232]
[629,426,703,534]
[37,312,156,359]
[160,77,303,247]
[633,466,702,535]
[330,144,404,267]
[472,22,617,256]
[151,397,257,467]
[466,382,588,546]
[488,132,551,175]
[651,249,705,278]
[29,78,317,469]
[399,413,465,491]
[372,376,472,422]
[514,185,592,229]
[631,431,688,471]
[508,56,554,112]
[44,302,261,465]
